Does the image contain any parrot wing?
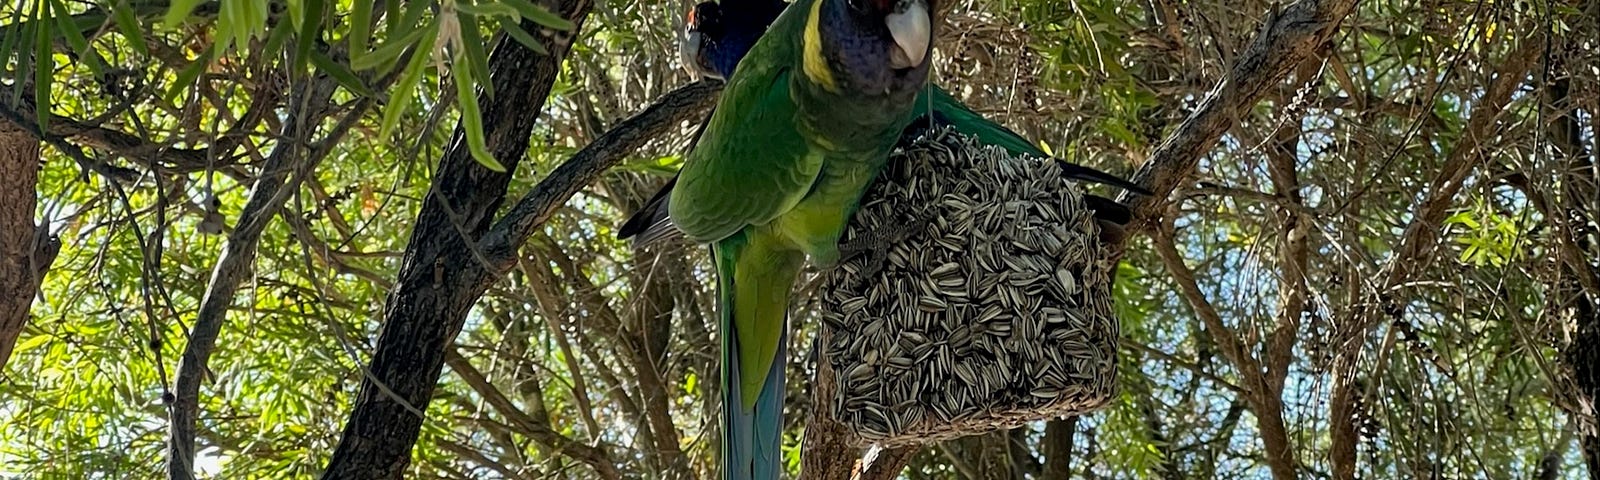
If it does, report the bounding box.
[669,68,823,245]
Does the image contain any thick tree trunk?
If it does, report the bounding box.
[0,94,51,370]
[1041,417,1078,479]
[318,5,596,479]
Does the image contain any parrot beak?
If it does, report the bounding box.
[681,29,710,79]
[885,0,931,70]
[681,2,726,81]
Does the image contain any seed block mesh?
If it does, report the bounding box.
[818,127,1120,447]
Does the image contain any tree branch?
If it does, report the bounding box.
[319,6,726,477]
[318,8,591,472]
[477,80,721,263]
[1042,417,1079,479]
[800,327,919,480]
[1114,0,1359,236]
[1328,40,1538,480]
[166,75,344,480]
[443,348,619,480]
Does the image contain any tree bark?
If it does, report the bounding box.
[166,75,340,480]
[319,5,725,477]
[1115,0,1359,234]
[1545,34,1600,479]
[0,93,50,370]
[318,6,595,478]
[1041,417,1078,479]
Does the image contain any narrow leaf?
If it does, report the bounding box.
[352,25,425,71]
[163,43,216,102]
[501,0,575,31]
[382,0,401,36]
[34,0,52,130]
[294,0,325,74]
[380,22,439,137]
[454,2,519,18]
[110,0,148,56]
[457,11,493,99]
[262,10,295,56]
[162,0,205,29]
[0,6,28,76]
[396,0,431,37]
[49,0,102,76]
[452,61,504,172]
[498,18,547,55]
[349,0,372,62]
[245,0,269,40]
[309,49,376,98]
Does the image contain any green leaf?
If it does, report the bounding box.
[457,11,493,99]
[352,24,426,71]
[0,7,28,84]
[379,0,402,39]
[214,0,239,52]
[293,0,325,74]
[498,18,547,55]
[349,0,373,63]
[162,0,205,29]
[1444,211,1480,229]
[245,0,270,40]
[110,0,149,56]
[33,0,51,130]
[455,1,520,18]
[163,43,216,102]
[395,0,432,37]
[12,334,51,355]
[309,49,376,98]
[46,0,102,77]
[501,0,575,31]
[452,61,504,172]
[262,10,295,56]
[379,21,438,137]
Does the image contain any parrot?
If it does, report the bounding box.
[680,0,789,81]
[624,0,1148,245]
[624,0,937,478]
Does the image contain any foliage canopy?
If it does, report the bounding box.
[0,0,1596,478]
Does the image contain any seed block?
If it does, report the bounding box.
[818,128,1120,447]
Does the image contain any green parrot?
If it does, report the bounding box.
[622,0,935,478]
[630,1,1147,247]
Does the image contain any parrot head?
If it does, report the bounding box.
[680,0,787,81]
[804,0,935,95]
[680,2,723,80]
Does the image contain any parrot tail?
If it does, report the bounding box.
[712,233,802,480]
[618,106,721,247]
[618,174,684,246]
[1084,194,1133,225]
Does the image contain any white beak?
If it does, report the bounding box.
[886,0,931,69]
[680,31,714,80]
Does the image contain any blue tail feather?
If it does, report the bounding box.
[714,243,788,480]
[722,325,787,480]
